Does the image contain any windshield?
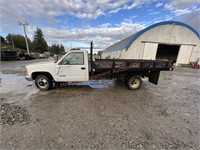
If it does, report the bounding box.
[60,52,84,65]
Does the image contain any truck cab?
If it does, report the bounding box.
[25,50,89,90]
[56,50,89,82]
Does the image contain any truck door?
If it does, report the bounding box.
[56,51,89,82]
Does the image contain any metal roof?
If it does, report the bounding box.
[104,21,200,52]
[104,32,138,52]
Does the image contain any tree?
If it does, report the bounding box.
[13,35,27,50]
[32,28,48,53]
[5,34,32,51]
[48,44,65,55]
[60,44,65,53]
[6,34,12,44]
[1,36,5,44]
[97,50,103,58]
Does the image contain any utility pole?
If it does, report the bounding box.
[18,21,30,54]
[10,34,15,50]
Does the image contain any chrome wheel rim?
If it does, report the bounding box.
[37,78,48,89]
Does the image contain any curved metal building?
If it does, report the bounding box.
[102,21,200,65]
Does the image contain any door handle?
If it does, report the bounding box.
[81,67,85,70]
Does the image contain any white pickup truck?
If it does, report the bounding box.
[25,43,173,91]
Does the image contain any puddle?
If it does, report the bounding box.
[0,74,115,100]
[61,80,114,89]
[0,74,38,95]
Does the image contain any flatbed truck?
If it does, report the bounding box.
[25,42,173,91]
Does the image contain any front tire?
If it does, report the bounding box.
[125,76,142,90]
[35,75,52,91]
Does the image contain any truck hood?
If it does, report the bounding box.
[25,61,56,73]
[26,61,55,67]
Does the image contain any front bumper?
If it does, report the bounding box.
[25,75,33,81]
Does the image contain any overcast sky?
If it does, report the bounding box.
[0,0,200,51]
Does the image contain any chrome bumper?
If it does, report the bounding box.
[25,75,33,81]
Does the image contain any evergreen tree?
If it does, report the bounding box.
[55,44,60,54]
[48,44,65,55]
[6,34,12,44]
[1,36,6,44]
[60,44,65,53]
[32,28,48,53]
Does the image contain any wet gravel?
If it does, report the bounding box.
[0,59,200,150]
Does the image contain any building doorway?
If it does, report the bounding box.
[156,44,180,63]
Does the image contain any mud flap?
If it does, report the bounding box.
[147,71,160,85]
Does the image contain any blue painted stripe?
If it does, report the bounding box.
[125,21,200,49]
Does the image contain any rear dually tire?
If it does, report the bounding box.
[125,76,142,90]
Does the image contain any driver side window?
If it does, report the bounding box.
[61,52,84,65]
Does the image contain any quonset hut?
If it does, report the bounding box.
[102,21,200,65]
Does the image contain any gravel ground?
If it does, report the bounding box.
[0,59,200,150]
[0,103,30,125]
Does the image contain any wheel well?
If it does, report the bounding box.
[32,72,54,81]
[125,73,140,80]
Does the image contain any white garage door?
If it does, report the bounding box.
[177,45,194,64]
[143,43,158,60]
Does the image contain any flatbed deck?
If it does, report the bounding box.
[93,59,173,71]
[90,59,173,83]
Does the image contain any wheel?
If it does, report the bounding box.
[35,75,52,91]
[125,76,142,90]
